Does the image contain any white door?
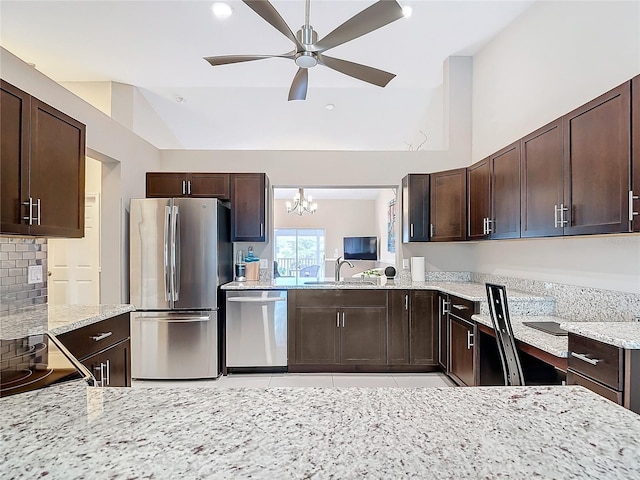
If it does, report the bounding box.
[48,193,101,304]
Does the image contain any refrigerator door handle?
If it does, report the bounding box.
[173,205,181,301]
[170,204,178,303]
[164,206,171,302]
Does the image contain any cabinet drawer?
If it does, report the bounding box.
[448,295,477,322]
[57,313,130,361]
[567,370,622,405]
[568,334,622,390]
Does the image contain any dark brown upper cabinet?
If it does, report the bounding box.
[520,119,564,238]
[562,81,631,236]
[430,168,467,242]
[1,80,86,238]
[490,142,521,239]
[632,75,640,232]
[467,158,491,240]
[231,172,268,242]
[402,174,430,242]
[146,172,229,199]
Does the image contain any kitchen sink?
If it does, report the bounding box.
[304,280,377,286]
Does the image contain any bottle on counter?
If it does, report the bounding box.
[235,250,246,281]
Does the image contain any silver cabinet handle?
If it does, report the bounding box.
[482,217,487,235]
[486,218,493,234]
[22,197,34,225]
[94,363,105,387]
[337,312,340,328]
[90,332,113,341]
[404,294,409,311]
[34,199,41,226]
[559,203,569,226]
[187,180,192,195]
[442,299,451,315]
[105,360,110,386]
[342,312,345,328]
[467,330,474,349]
[182,180,186,195]
[410,223,414,238]
[452,304,468,310]
[554,204,559,228]
[260,223,264,237]
[430,223,434,237]
[630,190,639,222]
[571,352,600,366]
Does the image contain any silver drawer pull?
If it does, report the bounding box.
[571,352,600,366]
[90,332,113,342]
[452,304,468,310]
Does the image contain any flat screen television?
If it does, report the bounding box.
[343,236,378,261]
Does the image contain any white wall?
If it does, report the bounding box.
[467,0,640,294]
[1,47,161,302]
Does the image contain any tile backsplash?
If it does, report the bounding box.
[0,237,47,313]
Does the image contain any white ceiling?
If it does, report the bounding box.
[0,0,534,151]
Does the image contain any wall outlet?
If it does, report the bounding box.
[259,258,268,269]
[28,265,43,284]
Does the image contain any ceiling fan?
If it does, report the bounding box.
[204,0,405,101]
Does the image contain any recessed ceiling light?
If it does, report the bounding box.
[175,96,186,104]
[212,2,233,19]
[325,104,335,110]
[402,6,413,18]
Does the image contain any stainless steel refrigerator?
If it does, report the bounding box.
[129,198,232,379]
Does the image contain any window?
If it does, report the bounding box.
[274,228,325,279]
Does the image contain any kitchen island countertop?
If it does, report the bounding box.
[1,381,639,479]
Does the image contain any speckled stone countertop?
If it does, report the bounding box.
[560,322,640,349]
[1,382,639,479]
[0,304,135,340]
[223,280,555,315]
[473,314,570,357]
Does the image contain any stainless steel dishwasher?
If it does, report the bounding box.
[225,290,287,373]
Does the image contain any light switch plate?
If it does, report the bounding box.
[402,259,409,269]
[28,265,43,284]
[259,258,268,269]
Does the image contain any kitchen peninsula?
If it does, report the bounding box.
[2,381,640,478]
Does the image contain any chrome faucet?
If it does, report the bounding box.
[335,256,354,281]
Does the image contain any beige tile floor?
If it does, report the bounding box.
[133,372,455,389]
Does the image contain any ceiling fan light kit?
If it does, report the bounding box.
[204,0,405,101]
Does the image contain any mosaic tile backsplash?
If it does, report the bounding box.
[0,236,47,313]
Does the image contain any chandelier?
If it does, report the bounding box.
[286,188,318,216]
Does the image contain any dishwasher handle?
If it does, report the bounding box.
[227,297,286,303]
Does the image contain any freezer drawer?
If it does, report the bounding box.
[131,311,219,379]
[225,291,287,368]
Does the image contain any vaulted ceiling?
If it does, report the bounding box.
[0,0,533,150]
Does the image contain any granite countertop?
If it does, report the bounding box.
[473,314,570,357]
[1,382,639,479]
[222,280,555,315]
[0,304,135,340]
[560,321,640,349]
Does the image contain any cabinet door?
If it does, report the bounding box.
[563,81,631,235]
[467,158,491,240]
[490,142,521,239]
[190,173,230,199]
[402,174,430,242]
[632,75,640,232]
[449,316,475,386]
[430,168,467,241]
[388,290,410,365]
[82,338,131,387]
[29,98,86,237]
[231,173,267,242]
[0,80,30,235]
[410,290,437,365]
[438,293,449,371]
[293,306,340,365]
[341,306,387,364]
[520,120,564,238]
[146,172,188,197]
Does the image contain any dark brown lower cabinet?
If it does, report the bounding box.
[410,290,438,365]
[388,290,410,365]
[288,290,388,370]
[449,316,476,386]
[81,339,131,387]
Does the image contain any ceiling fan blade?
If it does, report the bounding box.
[204,53,292,66]
[242,0,303,50]
[288,68,308,101]
[312,0,404,53]
[318,54,395,88]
